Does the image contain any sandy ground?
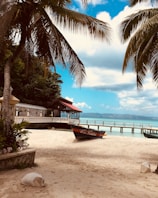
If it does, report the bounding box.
[0,129,158,198]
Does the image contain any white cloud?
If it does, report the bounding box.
[117,76,158,115]
[75,0,107,7]
[74,102,92,109]
[96,11,111,22]
[65,97,91,110]
[81,67,135,88]
[65,96,74,102]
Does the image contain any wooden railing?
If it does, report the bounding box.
[79,119,153,128]
[14,116,79,125]
[79,119,156,133]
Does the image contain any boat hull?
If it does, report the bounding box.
[72,125,106,140]
[143,132,158,139]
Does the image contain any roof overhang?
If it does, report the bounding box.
[61,101,82,112]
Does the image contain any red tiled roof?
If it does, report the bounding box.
[61,101,82,112]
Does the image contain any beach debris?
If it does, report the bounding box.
[140,161,151,173]
[21,172,45,187]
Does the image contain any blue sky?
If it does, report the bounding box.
[54,0,158,117]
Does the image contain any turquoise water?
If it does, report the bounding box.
[79,117,158,138]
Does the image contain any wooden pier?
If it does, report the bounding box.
[79,120,158,134]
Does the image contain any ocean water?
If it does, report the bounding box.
[79,117,158,138]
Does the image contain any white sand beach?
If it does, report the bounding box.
[0,129,158,198]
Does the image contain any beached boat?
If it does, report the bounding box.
[143,132,158,139]
[72,125,106,140]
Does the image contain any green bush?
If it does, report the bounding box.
[0,121,30,152]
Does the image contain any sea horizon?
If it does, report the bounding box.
[80,112,158,121]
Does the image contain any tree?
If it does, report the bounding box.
[0,0,110,137]
[120,0,158,88]
[20,73,62,107]
[0,46,62,105]
[8,49,62,107]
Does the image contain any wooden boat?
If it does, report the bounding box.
[143,132,158,139]
[72,125,106,140]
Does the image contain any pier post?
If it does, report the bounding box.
[110,127,112,132]
[131,128,134,133]
[120,127,123,133]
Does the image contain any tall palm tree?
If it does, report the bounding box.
[0,0,110,136]
[120,0,158,88]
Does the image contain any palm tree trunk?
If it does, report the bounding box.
[2,39,25,136]
[2,59,12,136]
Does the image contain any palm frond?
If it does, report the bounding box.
[29,6,86,85]
[33,18,53,62]
[122,35,137,72]
[150,44,158,86]
[136,34,154,65]
[48,23,86,85]
[122,12,158,88]
[130,0,147,6]
[122,14,158,72]
[35,8,67,65]
[136,72,144,89]
[49,6,111,42]
[134,51,148,88]
[0,4,18,46]
[151,61,158,87]
[120,8,158,42]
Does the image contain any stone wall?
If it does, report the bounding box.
[0,149,36,170]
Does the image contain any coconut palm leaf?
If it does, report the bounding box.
[122,14,158,70]
[150,42,158,85]
[136,34,157,67]
[33,13,86,85]
[121,8,158,42]
[30,6,86,84]
[122,13,158,88]
[129,0,157,6]
[130,0,147,6]
[48,6,111,42]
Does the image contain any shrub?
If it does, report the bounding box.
[0,120,30,153]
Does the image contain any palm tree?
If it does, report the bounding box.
[0,0,110,137]
[120,0,158,88]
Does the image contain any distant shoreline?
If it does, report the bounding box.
[80,113,158,121]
